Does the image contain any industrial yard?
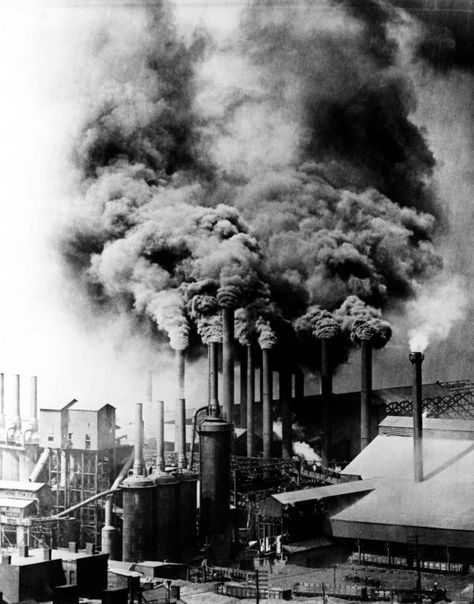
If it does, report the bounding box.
[3,0,474,603]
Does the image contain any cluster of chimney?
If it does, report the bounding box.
[0,373,39,443]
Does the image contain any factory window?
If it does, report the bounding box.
[85,434,91,449]
[48,436,54,442]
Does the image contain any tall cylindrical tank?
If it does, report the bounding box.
[121,475,156,562]
[175,470,198,562]
[199,416,232,563]
[153,472,178,560]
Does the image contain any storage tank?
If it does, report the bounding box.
[121,474,156,562]
[153,471,178,561]
[175,469,198,562]
[199,415,232,563]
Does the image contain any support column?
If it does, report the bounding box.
[246,345,255,457]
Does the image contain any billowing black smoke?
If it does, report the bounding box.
[59,0,442,369]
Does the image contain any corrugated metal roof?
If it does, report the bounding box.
[271,478,379,505]
[331,479,474,533]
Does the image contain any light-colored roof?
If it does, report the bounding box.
[0,497,35,509]
[283,537,334,554]
[7,547,104,566]
[342,434,474,483]
[0,480,46,492]
[41,400,115,412]
[331,479,474,533]
[271,479,378,506]
[380,416,474,433]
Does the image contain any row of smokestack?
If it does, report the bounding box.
[0,374,39,435]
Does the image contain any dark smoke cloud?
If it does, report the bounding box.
[335,295,392,349]
[59,0,444,369]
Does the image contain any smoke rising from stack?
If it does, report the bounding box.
[55,0,448,378]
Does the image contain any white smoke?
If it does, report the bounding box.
[407,276,468,352]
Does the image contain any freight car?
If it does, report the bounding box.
[215,582,292,600]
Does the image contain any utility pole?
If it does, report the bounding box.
[256,568,260,604]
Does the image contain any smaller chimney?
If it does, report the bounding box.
[221,307,235,423]
[176,398,187,469]
[156,400,165,472]
[320,339,332,466]
[13,374,21,431]
[30,376,38,431]
[246,345,255,457]
[409,352,424,483]
[133,403,145,476]
[360,341,372,451]
[209,342,219,417]
[262,348,272,459]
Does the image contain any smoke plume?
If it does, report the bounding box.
[336,295,392,349]
[58,0,449,378]
[407,276,467,353]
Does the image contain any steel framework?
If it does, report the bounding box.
[386,387,474,419]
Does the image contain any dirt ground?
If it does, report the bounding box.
[177,561,474,604]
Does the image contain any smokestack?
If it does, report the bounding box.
[133,403,145,476]
[175,349,187,468]
[409,352,424,483]
[209,341,219,417]
[177,397,187,469]
[239,348,247,428]
[221,307,235,423]
[156,400,165,472]
[360,341,372,451]
[294,367,304,406]
[246,345,255,457]
[30,376,38,431]
[262,348,272,459]
[320,339,332,466]
[13,374,21,431]
[280,369,292,458]
[176,349,185,399]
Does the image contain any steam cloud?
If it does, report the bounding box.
[407,277,468,353]
[59,0,448,371]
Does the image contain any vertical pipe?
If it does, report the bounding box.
[222,307,235,423]
[239,348,247,428]
[175,349,187,468]
[177,397,187,469]
[410,352,424,483]
[14,374,21,430]
[209,342,219,417]
[246,345,255,458]
[360,341,372,451]
[30,376,38,430]
[156,400,165,472]
[176,349,185,399]
[133,403,144,476]
[262,348,272,459]
[321,339,332,466]
[280,369,292,459]
[294,367,304,405]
